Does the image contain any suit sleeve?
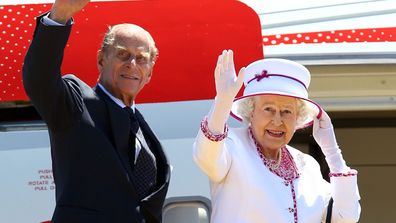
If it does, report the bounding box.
[22,14,83,131]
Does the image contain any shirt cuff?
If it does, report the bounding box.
[41,13,73,26]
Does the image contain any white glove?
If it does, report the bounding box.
[313,110,349,173]
[207,50,245,133]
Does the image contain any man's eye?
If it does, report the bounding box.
[117,51,130,60]
[136,55,149,64]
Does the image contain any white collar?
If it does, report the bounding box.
[97,84,135,111]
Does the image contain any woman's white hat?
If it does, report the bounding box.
[230,58,322,128]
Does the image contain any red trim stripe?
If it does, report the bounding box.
[263,27,396,45]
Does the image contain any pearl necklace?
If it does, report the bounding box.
[249,127,299,180]
[260,146,282,171]
[249,127,282,171]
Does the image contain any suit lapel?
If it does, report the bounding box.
[135,109,171,184]
[94,87,170,204]
[135,110,167,164]
[94,86,133,177]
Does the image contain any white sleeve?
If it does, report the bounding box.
[41,13,73,26]
[327,175,361,223]
[192,130,232,183]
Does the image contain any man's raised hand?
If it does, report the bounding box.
[50,0,90,24]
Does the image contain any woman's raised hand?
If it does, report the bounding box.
[312,110,338,151]
[313,109,350,172]
[214,50,245,103]
[50,0,90,24]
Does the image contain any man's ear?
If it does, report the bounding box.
[146,62,155,83]
[146,70,153,83]
[97,50,104,71]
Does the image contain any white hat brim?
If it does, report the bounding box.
[230,92,323,129]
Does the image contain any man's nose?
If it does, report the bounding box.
[128,57,137,65]
[125,56,137,67]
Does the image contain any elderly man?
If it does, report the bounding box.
[22,0,170,222]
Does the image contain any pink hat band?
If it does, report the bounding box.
[247,70,307,90]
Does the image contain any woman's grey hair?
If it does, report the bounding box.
[236,96,312,129]
[100,24,159,62]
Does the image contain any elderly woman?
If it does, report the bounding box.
[193,50,360,223]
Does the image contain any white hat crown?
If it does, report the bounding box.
[231,58,321,128]
[243,58,311,98]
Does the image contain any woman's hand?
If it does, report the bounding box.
[50,0,90,24]
[313,110,349,172]
[206,50,244,133]
[313,110,338,151]
[214,50,245,103]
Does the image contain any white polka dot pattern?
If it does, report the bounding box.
[0,4,49,101]
[263,28,396,46]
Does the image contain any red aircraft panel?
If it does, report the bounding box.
[0,0,264,103]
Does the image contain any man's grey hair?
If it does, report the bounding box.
[100,23,159,62]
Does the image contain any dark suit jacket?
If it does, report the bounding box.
[22,14,170,223]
